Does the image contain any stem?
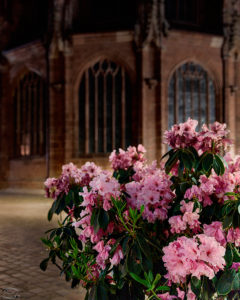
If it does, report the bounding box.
[148,289,161,300]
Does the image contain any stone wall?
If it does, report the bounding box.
[0,27,239,189]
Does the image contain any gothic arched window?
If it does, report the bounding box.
[168,62,216,128]
[79,59,132,154]
[13,71,46,157]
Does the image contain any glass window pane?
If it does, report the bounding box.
[168,62,216,129]
[79,60,132,154]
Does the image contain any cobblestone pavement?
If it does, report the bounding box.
[0,192,85,300]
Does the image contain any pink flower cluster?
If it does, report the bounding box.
[163,118,198,149]
[164,118,231,153]
[199,122,231,153]
[203,221,226,246]
[163,234,226,284]
[109,144,146,170]
[204,221,240,247]
[72,172,124,270]
[80,172,120,211]
[184,169,239,206]
[44,162,102,199]
[125,169,175,223]
[169,201,200,234]
[227,227,240,247]
[158,287,195,300]
[231,262,240,271]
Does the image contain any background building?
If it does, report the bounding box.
[0,0,239,189]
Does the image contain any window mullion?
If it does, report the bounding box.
[94,75,98,153]
[206,74,209,125]
[121,68,126,149]
[103,73,107,153]
[85,70,89,154]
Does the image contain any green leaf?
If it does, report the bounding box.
[98,209,109,231]
[233,210,240,228]
[127,243,142,275]
[161,149,175,160]
[232,272,240,291]
[41,238,52,248]
[202,153,213,173]
[151,274,161,290]
[188,146,199,161]
[148,270,153,283]
[216,269,236,295]
[181,151,193,170]
[129,272,150,288]
[213,158,221,175]
[233,246,240,262]
[40,258,49,271]
[214,154,225,175]
[225,192,237,197]
[201,276,214,300]
[191,276,201,297]
[155,286,170,292]
[225,244,233,268]
[165,150,179,174]
[223,214,233,229]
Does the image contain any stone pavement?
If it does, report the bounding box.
[0,192,86,300]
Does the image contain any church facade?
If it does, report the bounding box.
[0,0,240,189]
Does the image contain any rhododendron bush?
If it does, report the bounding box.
[41,119,240,300]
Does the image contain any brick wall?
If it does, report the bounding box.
[1,29,239,189]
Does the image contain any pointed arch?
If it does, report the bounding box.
[13,70,46,157]
[77,58,134,155]
[167,62,217,128]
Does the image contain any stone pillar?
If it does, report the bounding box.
[48,0,66,176]
[140,45,161,161]
[222,0,240,153]
[48,55,65,176]
[0,59,11,188]
[64,46,74,162]
[134,0,168,160]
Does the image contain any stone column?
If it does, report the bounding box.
[0,59,11,188]
[134,0,168,160]
[48,0,66,176]
[222,0,240,152]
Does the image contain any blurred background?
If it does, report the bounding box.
[0,0,239,191]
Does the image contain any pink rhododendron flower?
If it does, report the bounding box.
[163,235,225,283]
[187,285,196,300]
[126,171,175,223]
[80,172,120,211]
[227,228,240,247]
[110,245,124,266]
[44,162,102,199]
[197,234,226,270]
[198,122,231,153]
[169,215,186,234]
[164,119,231,153]
[203,222,226,246]
[177,288,185,300]
[169,201,200,234]
[163,118,198,149]
[94,242,111,270]
[157,292,177,300]
[231,262,240,271]
[109,145,146,170]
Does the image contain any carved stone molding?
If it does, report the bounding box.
[144,77,159,89]
[223,0,240,56]
[49,0,78,58]
[50,81,65,92]
[134,0,169,49]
